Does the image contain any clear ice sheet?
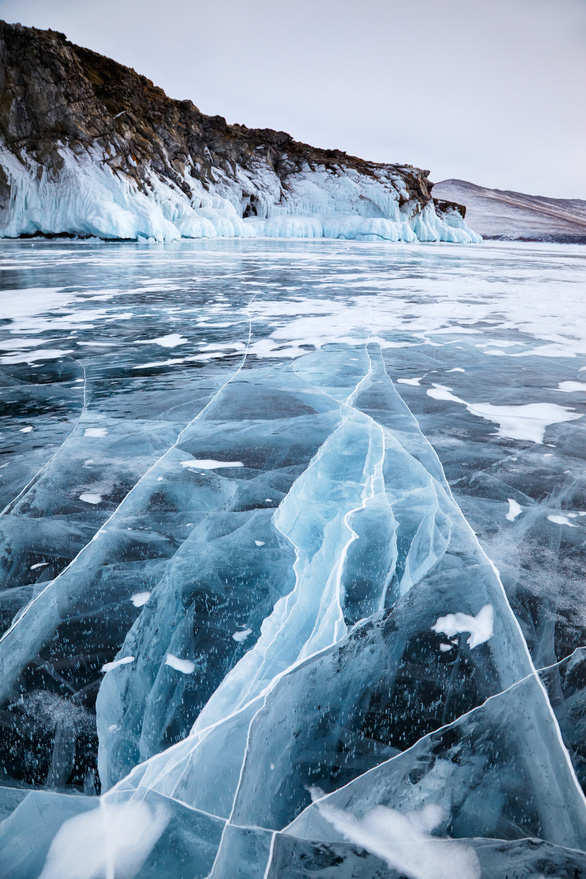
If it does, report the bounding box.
[0,239,584,878]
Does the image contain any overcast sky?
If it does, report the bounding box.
[1,0,585,198]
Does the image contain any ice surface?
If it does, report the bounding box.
[540,647,586,792]
[289,674,586,849]
[265,834,586,878]
[0,239,584,878]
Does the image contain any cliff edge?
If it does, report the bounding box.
[0,21,480,243]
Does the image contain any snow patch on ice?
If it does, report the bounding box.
[181,459,244,470]
[467,402,581,444]
[0,337,45,350]
[79,493,102,505]
[0,286,76,326]
[39,800,169,879]
[232,628,253,643]
[136,333,188,348]
[397,377,423,386]
[315,800,480,879]
[432,604,494,649]
[130,592,151,608]
[547,514,578,528]
[84,427,108,438]
[0,348,73,365]
[426,386,580,443]
[133,358,186,369]
[426,385,462,403]
[505,499,523,522]
[101,656,135,673]
[165,654,195,674]
[555,381,586,393]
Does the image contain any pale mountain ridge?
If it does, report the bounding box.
[433,178,586,242]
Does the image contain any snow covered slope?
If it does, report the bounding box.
[433,179,586,242]
[0,22,480,243]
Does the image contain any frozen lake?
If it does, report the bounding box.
[0,239,585,878]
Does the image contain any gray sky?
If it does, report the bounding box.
[2,0,585,198]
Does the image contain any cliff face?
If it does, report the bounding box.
[0,21,480,242]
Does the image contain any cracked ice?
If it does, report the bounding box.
[0,239,585,878]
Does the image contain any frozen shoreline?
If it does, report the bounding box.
[0,147,482,244]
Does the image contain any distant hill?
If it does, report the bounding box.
[433,179,586,243]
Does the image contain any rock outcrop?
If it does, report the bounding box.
[0,21,480,242]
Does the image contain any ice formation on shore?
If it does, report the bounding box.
[0,146,480,244]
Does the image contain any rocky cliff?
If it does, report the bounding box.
[0,21,480,242]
